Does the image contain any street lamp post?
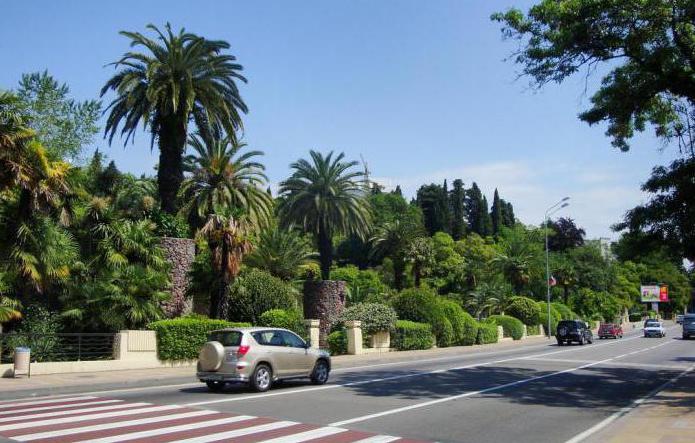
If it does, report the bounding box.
[544,197,570,338]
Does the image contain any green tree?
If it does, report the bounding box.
[406,237,435,288]
[370,219,420,290]
[279,151,371,280]
[491,188,502,236]
[466,183,492,236]
[450,179,467,240]
[416,183,450,236]
[493,1,695,155]
[180,131,272,231]
[245,225,315,281]
[548,217,586,252]
[17,71,100,161]
[102,23,248,214]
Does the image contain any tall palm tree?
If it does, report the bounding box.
[491,240,535,294]
[370,220,420,290]
[101,23,248,214]
[405,237,435,288]
[0,91,34,191]
[180,132,272,230]
[245,224,315,281]
[201,212,253,319]
[279,151,371,280]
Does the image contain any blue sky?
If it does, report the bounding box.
[0,1,680,239]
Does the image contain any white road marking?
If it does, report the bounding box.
[0,404,181,431]
[328,339,679,426]
[0,396,97,409]
[14,410,222,441]
[72,415,255,443]
[257,426,347,442]
[0,399,123,417]
[173,421,298,442]
[0,401,145,423]
[352,436,402,443]
[564,364,695,443]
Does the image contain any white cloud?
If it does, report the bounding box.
[374,160,649,240]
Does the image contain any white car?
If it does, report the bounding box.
[643,320,665,338]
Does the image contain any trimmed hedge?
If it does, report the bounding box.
[337,303,398,335]
[487,315,525,340]
[527,324,541,336]
[506,297,540,326]
[440,299,478,346]
[327,330,348,355]
[148,318,251,360]
[477,321,499,344]
[227,268,298,324]
[391,287,452,347]
[551,302,574,320]
[258,309,305,337]
[391,320,434,350]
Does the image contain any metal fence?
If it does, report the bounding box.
[0,333,116,364]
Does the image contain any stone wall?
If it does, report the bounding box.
[303,280,346,348]
[160,237,196,318]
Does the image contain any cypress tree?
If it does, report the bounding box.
[450,179,466,240]
[491,188,502,235]
[440,180,451,235]
[416,183,449,235]
[504,201,515,227]
[393,185,403,196]
[481,195,493,236]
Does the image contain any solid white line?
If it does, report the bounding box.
[0,396,97,410]
[564,364,695,443]
[0,401,146,423]
[14,410,222,441]
[73,415,255,443]
[257,426,348,442]
[174,421,298,443]
[0,404,181,431]
[0,399,123,417]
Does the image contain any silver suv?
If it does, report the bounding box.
[197,327,331,392]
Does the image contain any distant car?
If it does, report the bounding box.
[598,323,623,339]
[197,327,331,392]
[676,314,684,324]
[682,314,695,340]
[643,320,665,338]
[556,320,593,346]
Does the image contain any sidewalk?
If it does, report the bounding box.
[0,335,548,400]
[585,365,695,443]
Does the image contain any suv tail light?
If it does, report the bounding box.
[236,345,250,358]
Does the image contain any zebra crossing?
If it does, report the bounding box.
[0,396,426,442]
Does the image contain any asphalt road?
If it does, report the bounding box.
[1,323,693,443]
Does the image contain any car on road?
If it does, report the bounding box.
[598,323,623,339]
[643,319,665,338]
[556,320,593,346]
[682,314,695,339]
[197,327,331,392]
[676,314,684,324]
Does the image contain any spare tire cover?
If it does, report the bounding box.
[199,341,225,371]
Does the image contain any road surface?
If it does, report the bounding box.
[0,323,692,442]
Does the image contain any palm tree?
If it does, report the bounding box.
[180,132,272,230]
[279,151,371,280]
[201,212,253,319]
[405,237,435,288]
[491,240,535,294]
[370,220,419,290]
[245,225,315,281]
[465,283,500,320]
[101,23,248,214]
[0,91,34,191]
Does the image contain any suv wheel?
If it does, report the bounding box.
[579,336,586,346]
[251,364,272,392]
[556,339,564,346]
[310,360,330,385]
[206,380,226,392]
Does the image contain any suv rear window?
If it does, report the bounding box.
[645,320,659,326]
[208,331,242,347]
[558,321,579,329]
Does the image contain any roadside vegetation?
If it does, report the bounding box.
[1,15,693,358]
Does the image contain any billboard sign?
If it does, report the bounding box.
[641,285,669,303]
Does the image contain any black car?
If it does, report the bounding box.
[556,320,593,346]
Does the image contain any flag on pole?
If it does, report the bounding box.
[549,276,557,287]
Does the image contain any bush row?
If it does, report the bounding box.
[391,320,434,350]
[487,315,524,340]
[476,322,499,344]
[148,317,250,360]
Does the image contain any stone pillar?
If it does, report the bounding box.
[345,321,363,355]
[303,280,347,348]
[305,319,320,349]
[497,326,505,341]
[160,237,196,318]
[522,324,528,339]
[370,330,390,349]
[112,331,128,360]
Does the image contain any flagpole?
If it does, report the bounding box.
[544,198,570,338]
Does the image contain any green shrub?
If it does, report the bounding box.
[227,269,297,323]
[506,297,540,325]
[527,324,541,336]
[536,302,560,335]
[647,310,658,319]
[5,305,62,362]
[337,303,398,335]
[391,287,452,347]
[440,299,478,346]
[258,309,305,337]
[487,315,525,340]
[391,320,434,350]
[551,302,574,320]
[628,312,643,322]
[327,330,348,355]
[148,318,250,360]
[476,321,498,344]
